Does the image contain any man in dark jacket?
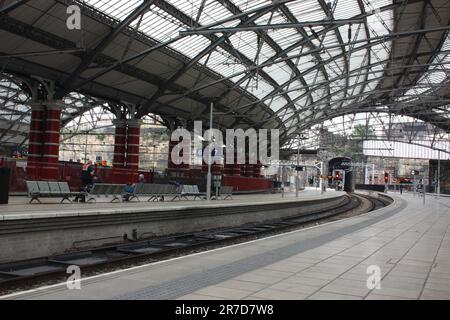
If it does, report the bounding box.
[81,160,95,187]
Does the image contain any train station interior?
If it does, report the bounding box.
[0,0,449,303]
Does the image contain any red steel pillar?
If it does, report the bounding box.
[254,160,263,178]
[223,148,233,175]
[232,151,241,176]
[168,137,190,173]
[27,101,62,180]
[112,119,126,168]
[27,103,45,180]
[168,139,179,170]
[125,119,141,171]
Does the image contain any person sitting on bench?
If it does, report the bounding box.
[123,182,135,202]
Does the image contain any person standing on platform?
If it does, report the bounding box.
[75,161,95,203]
[81,160,95,187]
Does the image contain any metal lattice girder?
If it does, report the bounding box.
[60,0,157,95]
[0,0,30,14]
[0,0,449,149]
[137,2,277,117]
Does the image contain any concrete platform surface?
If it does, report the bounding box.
[0,189,342,220]
[2,193,449,300]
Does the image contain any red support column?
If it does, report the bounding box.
[254,160,263,178]
[232,151,241,176]
[27,102,62,180]
[125,119,141,172]
[168,139,179,170]
[112,119,126,168]
[223,149,233,175]
[168,137,190,172]
[40,103,61,180]
[27,104,44,180]
[244,162,254,177]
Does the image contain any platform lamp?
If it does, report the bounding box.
[205,99,247,199]
[152,144,157,172]
[205,100,222,200]
[296,133,308,198]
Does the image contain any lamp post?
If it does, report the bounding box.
[84,133,88,162]
[437,149,441,199]
[296,148,300,198]
[152,144,157,172]
[206,101,213,201]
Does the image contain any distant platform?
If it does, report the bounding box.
[2,193,448,300]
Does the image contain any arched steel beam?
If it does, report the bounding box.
[137,3,275,118]
[0,0,30,14]
[59,0,156,96]
[152,0,294,125]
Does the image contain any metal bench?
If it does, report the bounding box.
[26,181,79,203]
[128,183,181,202]
[158,184,180,201]
[181,185,205,200]
[84,183,126,203]
[219,186,233,200]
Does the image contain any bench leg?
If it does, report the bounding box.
[129,195,140,202]
[87,197,96,203]
[60,196,73,204]
[29,195,41,204]
[111,195,122,203]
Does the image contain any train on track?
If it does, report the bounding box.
[328,157,354,193]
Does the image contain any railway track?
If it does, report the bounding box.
[0,193,392,294]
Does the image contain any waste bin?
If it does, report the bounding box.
[0,167,10,204]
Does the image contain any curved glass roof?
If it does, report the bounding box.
[284,111,450,151]
[84,0,393,116]
[0,0,449,149]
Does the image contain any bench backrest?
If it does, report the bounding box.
[58,182,71,193]
[193,185,200,194]
[163,184,176,194]
[133,183,181,195]
[48,181,62,195]
[181,185,189,194]
[26,181,73,196]
[113,184,125,195]
[143,183,156,194]
[37,181,51,194]
[154,184,164,194]
[90,183,126,196]
[134,183,145,194]
[26,181,39,195]
[221,186,233,195]
[89,184,105,195]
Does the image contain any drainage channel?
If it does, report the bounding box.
[0,194,386,290]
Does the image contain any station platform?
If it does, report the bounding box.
[0,190,348,263]
[0,189,340,220]
[2,193,449,300]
